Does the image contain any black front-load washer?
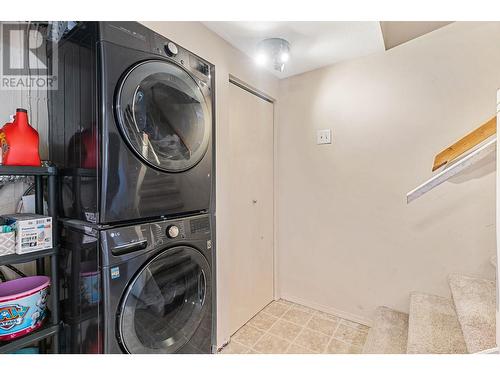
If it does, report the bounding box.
[49,22,215,224]
[59,214,215,354]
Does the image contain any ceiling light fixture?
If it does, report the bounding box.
[255,52,267,66]
[255,38,291,72]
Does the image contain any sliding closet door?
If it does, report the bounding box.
[228,81,274,335]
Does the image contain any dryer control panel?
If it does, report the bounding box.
[150,32,213,85]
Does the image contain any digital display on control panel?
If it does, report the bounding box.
[189,56,209,76]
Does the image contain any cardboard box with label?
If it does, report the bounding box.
[3,214,53,254]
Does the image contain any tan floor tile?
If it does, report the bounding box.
[283,301,317,314]
[326,338,362,354]
[286,344,315,354]
[334,323,369,347]
[340,319,370,332]
[232,325,265,347]
[294,328,330,353]
[282,308,313,326]
[253,334,291,354]
[262,301,290,318]
[314,310,340,321]
[220,341,250,354]
[307,315,339,336]
[348,345,363,354]
[248,312,278,331]
[228,301,368,356]
[269,319,303,341]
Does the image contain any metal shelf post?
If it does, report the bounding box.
[0,165,60,354]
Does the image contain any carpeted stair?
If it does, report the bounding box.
[363,273,496,354]
[406,292,467,354]
[448,274,496,353]
[363,306,408,354]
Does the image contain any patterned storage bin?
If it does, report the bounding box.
[0,232,15,257]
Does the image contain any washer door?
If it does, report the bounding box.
[116,60,211,172]
[118,246,211,354]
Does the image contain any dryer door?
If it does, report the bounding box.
[116,60,211,172]
[117,246,211,354]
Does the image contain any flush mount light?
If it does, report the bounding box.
[255,38,291,72]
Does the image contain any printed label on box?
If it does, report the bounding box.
[3,214,53,254]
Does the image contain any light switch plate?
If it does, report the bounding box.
[316,129,331,145]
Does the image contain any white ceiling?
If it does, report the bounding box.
[380,21,452,49]
[203,21,386,78]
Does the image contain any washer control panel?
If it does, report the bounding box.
[101,215,209,265]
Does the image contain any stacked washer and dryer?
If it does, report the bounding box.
[48,22,216,354]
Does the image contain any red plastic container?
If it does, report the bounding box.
[0,108,41,166]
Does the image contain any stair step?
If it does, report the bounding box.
[407,292,467,354]
[363,306,409,354]
[448,274,496,353]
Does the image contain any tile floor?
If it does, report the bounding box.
[220,299,370,354]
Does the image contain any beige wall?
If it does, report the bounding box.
[141,22,279,346]
[276,21,499,323]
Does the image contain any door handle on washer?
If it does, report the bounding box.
[112,239,148,256]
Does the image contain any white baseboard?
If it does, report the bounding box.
[475,347,499,354]
[279,294,373,327]
[216,339,231,352]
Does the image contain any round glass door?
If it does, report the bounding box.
[116,60,211,172]
[118,246,211,354]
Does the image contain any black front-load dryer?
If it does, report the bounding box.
[49,22,215,224]
[59,214,215,354]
